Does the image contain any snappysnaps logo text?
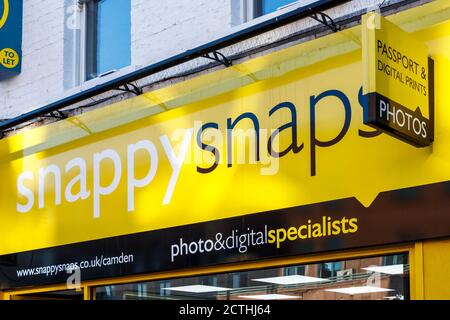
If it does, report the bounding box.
[15,87,380,218]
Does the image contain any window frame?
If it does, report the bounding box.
[253,0,263,18]
[80,0,131,82]
[84,0,98,81]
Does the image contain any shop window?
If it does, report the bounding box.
[95,253,409,300]
[84,0,131,80]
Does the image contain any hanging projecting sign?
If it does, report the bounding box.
[0,0,22,79]
[362,12,434,147]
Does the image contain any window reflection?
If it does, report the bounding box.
[95,253,409,300]
[319,261,341,278]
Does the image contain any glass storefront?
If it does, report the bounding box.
[95,253,409,300]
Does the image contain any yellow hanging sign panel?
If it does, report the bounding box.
[362,11,432,146]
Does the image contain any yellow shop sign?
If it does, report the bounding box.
[0,6,449,256]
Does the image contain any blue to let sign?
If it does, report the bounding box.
[0,0,22,79]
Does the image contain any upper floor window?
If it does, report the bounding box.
[85,0,131,80]
[254,0,298,17]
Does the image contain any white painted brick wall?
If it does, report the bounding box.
[132,0,231,67]
[0,0,413,121]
